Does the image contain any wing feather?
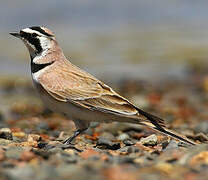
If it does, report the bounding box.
[38,61,138,116]
[38,60,165,127]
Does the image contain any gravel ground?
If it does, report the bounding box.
[0,67,208,180]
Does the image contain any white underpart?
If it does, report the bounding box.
[32,64,50,83]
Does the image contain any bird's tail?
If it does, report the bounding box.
[140,121,196,145]
[136,108,197,146]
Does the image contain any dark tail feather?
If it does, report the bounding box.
[140,121,196,145]
[136,108,196,145]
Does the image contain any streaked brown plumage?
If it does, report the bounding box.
[10,26,196,145]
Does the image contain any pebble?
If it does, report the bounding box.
[118,156,135,164]
[0,138,12,146]
[123,139,135,146]
[0,147,5,161]
[64,155,78,164]
[6,166,35,180]
[20,151,36,161]
[27,134,41,142]
[117,133,130,141]
[36,122,50,131]
[31,149,52,160]
[99,132,115,141]
[97,137,120,150]
[194,133,208,142]
[119,145,140,153]
[38,142,48,149]
[84,128,94,136]
[140,134,158,146]
[127,146,140,153]
[64,149,76,155]
[155,162,174,174]
[107,156,135,164]
[195,121,208,134]
[164,140,179,150]
[90,122,100,128]
[12,132,26,138]
[0,128,13,140]
[5,147,24,159]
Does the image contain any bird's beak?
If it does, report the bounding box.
[9,32,21,38]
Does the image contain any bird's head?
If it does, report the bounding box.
[10,26,57,58]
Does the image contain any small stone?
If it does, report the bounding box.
[123,139,135,146]
[64,155,78,164]
[5,147,24,159]
[0,139,12,146]
[117,133,130,141]
[32,149,52,159]
[118,156,135,164]
[80,149,100,159]
[20,151,36,161]
[0,148,5,161]
[164,140,179,150]
[194,133,208,142]
[119,146,140,153]
[190,151,208,166]
[195,121,208,134]
[27,134,41,142]
[134,158,144,164]
[0,128,13,140]
[90,122,100,128]
[127,146,140,153]
[5,166,36,179]
[21,141,38,147]
[97,138,120,150]
[38,142,48,149]
[12,132,26,138]
[37,122,50,131]
[155,162,173,174]
[162,140,169,149]
[84,128,94,136]
[64,149,75,155]
[140,134,157,146]
[118,146,129,153]
[99,132,115,141]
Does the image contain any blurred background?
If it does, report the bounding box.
[0,0,208,120]
[1,0,208,77]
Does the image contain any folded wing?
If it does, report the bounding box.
[38,61,165,127]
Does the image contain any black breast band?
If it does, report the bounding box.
[31,61,54,73]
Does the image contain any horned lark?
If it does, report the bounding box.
[10,26,196,145]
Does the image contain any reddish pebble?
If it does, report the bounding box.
[80,149,100,159]
[20,151,36,161]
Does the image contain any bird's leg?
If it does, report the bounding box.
[63,128,87,145]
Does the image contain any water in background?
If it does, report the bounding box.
[0,0,208,81]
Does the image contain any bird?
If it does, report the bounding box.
[10,26,196,146]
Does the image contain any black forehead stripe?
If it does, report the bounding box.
[29,26,53,37]
[31,61,54,73]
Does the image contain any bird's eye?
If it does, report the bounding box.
[20,31,24,37]
[20,31,29,39]
[31,33,38,38]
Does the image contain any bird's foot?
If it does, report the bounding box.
[63,128,87,145]
[63,137,75,145]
